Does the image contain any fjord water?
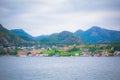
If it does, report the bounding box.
[0,57,120,80]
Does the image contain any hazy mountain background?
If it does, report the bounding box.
[75,26,120,43]
[0,24,120,46]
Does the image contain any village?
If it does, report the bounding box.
[1,43,120,57]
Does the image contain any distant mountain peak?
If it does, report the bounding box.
[77,29,83,32]
[0,24,2,27]
[74,29,84,36]
[58,31,73,36]
[11,29,34,41]
[75,26,120,43]
[75,29,83,33]
[91,26,101,28]
[87,26,102,32]
[11,29,25,32]
[0,24,6,30]
[60,31,72,33]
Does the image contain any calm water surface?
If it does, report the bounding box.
[0,57,120,80]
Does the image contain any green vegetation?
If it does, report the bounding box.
[40,43,119,57]
[42,49,56,56]
[36,31,83,45]
[0,46,7,55]
[27,52,31,55]
[68,46,79,52]
[0,42,120,56]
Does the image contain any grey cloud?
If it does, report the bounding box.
[68,0,120,12]
[0,0,120,36]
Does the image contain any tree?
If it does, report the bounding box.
[68,46,80,52]
[27,52,31,55]
[0,46,7,55]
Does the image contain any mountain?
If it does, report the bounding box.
[75,26,120,43]
[36,31,83,45]
[11,29,34,42]
[1,24,119,45]
[74,29,84,36]
[34,35,49,42]
[0,24,24,47]
[56,31,82,45]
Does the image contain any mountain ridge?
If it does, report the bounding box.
[1,24,120,45]
[11,29,35,42]
[0,24,25,47]
[9,26,120,44]
[35,31,83,45]
[74,26,120,43]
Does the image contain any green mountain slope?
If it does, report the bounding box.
[36,31,83,45]
[11,29,35,42]
[0,24,24,47]
[75,26,120,43]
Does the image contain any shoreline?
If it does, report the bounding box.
[0,55,119,57]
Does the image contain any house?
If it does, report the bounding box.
[101,52,109,56]
[93,52,101,57]
[7,47,15,52]
[63,47,69,50]
[114,51,120,56]
[82,52,91,57]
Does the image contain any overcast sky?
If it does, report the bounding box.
[0,0,120,36]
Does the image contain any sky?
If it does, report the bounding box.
[0,0,120,36]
